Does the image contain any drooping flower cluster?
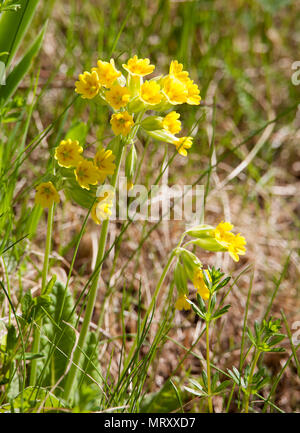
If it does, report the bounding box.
[75,55,201,156]
[174,222,246,310]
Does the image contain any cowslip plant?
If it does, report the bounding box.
[29,55,202,404]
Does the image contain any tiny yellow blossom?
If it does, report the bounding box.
[122,55,155,77]
[162,75,188,105]
[54,139,83,168]
[94,147,116,183]
[74,159,100,190]
[75,70,101,99]
[105,84,130,110]
[140,80,162,105]
[110,111,134,136]
[213,221,247,262]
[186,79,201,105]
[92,59,121,88]
[162,111,181,134]
[169,60,190,84]
[193,268,211,300]
[91,191,114,224]
[35,182,60,208]
[173,136,193,156]
[175,294,191,311]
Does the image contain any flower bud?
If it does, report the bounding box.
[174,261,188,295]
[192,237,227,252]
[185,224,214,239]
[125,142,137,186]
[179,248,202,281]
[140,115,163,131]
[145,129,177,144]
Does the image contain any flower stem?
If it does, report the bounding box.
[244,349,260,413]
[206,319,213,413]
[29,202,54,386]
[63,142,125,403]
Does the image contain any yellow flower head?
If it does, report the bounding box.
[54,139,83,168]
[110,111,134,136]
[169,60,190,84]
[94,147,116,183]
[162,75,188,105]
[122,55,155,77]
[169,60,201,105]
[75,70,101,99]
[35,181,60,208]
[186,79,201,105]
[74,159,100,190]
[140,80,162,105]
[213,221,247,262]
[175,294,191,311]
[105,84,130,110]
[91,191,114,224]
[173,136,193,156]
[162,111,181,134]
[193,268,211,300]
[92,59,121,88]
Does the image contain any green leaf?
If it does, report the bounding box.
[38,282,76,391]
[0,0,39,68]
[0,23,46,104]
[65,121,88,147]
[0,386,64,413]
[140,379,187,413]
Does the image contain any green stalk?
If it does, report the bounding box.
[244,349,260,413]
[206,319,213,413]
[29,202,54,386]
[63,141,125,402]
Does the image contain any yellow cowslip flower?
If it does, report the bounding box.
[140,80,162,105]
[175,294,191,311]
[169,60,190,84]
[94,147,116,183]
[186,79,201,105]
[110,111,134,136]
[75,70,101,99]
[213,221,247,262]
[54,139,83,168]
[173,136,193,156]
[92,59,121,88]
[162,111,181,134]
[74,159,100,190]
[193,268,211,301]
[122,55,155,77]
[35,181,60,208]
[162,75,188,105]
[105,84,130,110]
[169,60,201,105]
[91,191,114,224]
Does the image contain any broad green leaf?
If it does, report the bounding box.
[38,282,76,391]
[0,23,46,104]
[65,121,88,147]
[140,379,187,413]
[0,0,39,68]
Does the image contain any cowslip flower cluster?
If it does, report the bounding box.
[75,55,201,156]
[35,138,117,224]
[54,139,116,192]
[174,222,246,310]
